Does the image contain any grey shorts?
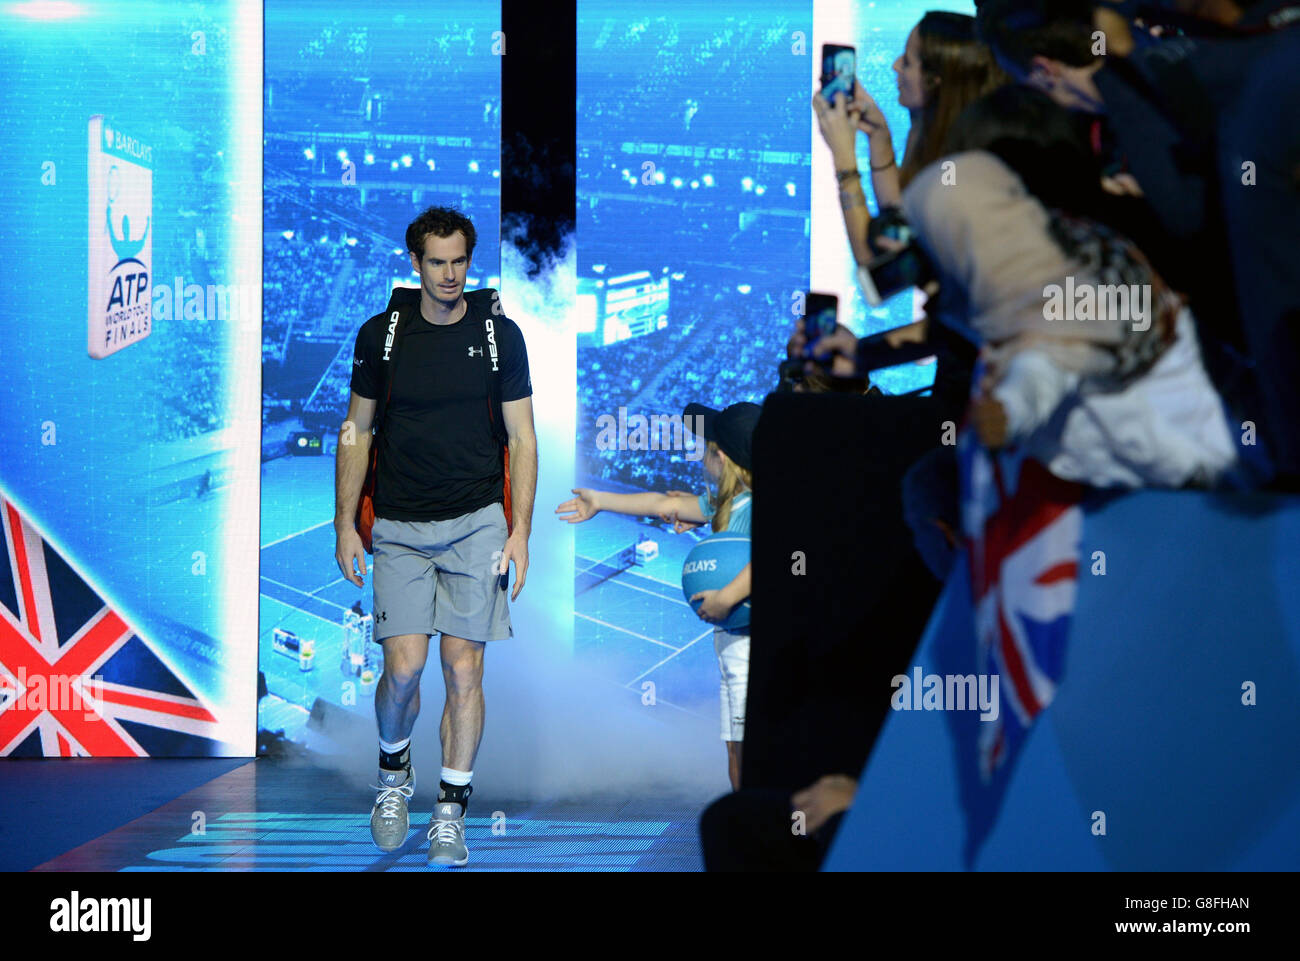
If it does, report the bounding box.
[371,502,513,643]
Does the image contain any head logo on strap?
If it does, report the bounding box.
[383,310,399,361]
[484,318,499,372]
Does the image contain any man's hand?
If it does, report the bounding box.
[807,326,859,378]
[1101,172,1144,197]
[499,529,529,601]
[791,774,858,835]
[970,393,1010,450]
[883,318,927,348]
[873,234,907,255]
[335,525,368,587]
[787,323,808,362]
[555,488,601,523]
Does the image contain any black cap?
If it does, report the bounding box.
[683,401,761,472]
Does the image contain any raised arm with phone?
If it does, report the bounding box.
[813,17,1007,275]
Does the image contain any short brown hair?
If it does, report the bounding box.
[406,206,477,259]
[976,0,1099,75]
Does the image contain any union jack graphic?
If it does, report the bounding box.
[0,495,222,756]
[942,434,1085,864]
[963,440,1085,782]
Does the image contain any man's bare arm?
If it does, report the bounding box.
[334,392,376,587]
[502,396,537,537]
[499,396,536,601]
[335,392,376,531]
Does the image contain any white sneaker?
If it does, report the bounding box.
[369,764,415,852]
[427,801,469,867]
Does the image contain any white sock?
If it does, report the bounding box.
[379,736,410,756]
[440,766,472,786]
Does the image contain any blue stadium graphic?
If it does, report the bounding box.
[577,7,813,497]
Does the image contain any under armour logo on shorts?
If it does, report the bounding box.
[468,346,483,357]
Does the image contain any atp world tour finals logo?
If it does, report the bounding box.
[88,116,153,358]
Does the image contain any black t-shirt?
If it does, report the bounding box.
[350,294,531,521]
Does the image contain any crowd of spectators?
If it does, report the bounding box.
[578,281,788,492]
[702,0,1300,871]
[576,12,812,492]
[580,14,806,148]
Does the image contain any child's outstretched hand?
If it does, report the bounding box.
[556,488,601,523]
[659,490,702,533]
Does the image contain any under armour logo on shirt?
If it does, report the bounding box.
[468,346,483,357]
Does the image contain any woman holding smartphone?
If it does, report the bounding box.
[813,12,1007,267]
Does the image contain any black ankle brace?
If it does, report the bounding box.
[438,781,472,812]
[379,744,410,771]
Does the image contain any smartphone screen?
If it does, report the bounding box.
[820,44,856,108]
[803,292,838,347]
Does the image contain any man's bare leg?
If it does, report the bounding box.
[426,633,484,866]
[375,633,430,744]
[438,633,486,772]
[369,632,429,851]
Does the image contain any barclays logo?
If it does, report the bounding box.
[683,559,718,574]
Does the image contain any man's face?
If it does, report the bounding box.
[409,231,471,306]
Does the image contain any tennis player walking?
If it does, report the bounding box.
[334,206,537,867]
